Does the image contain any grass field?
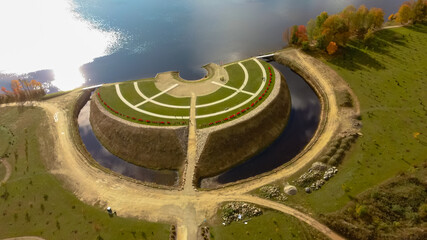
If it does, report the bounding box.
[283,24,427,215]
[209,209,327,240]
[0,107,170,240]
[0,162,5,181]
[97,59,275,128]
[0,125,13,156]
[196,59,275,127]
[224,63,245,89]
[196,88,235,105]
[241,60,263,92]
[98,81,189,123]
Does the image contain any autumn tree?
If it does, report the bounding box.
[412,0,427,23]
[326,41,338,55]
[397,4,412,23]
[369,8,385,29]
[0,79,45,104]
[288,25,308,46]
[321,15,350,46]
[307,11,329,49]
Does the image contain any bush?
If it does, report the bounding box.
[302,41,309,51]
[328,156,338,166]
[326,147,337,157]
[319,155,329,163]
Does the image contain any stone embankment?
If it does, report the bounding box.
[90,97,188,170]
[194,68,291,182]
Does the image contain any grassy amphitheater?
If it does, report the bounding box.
[90,57,291,176]
[95,58,276,128]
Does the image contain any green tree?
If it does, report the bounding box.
[307,19,316,40]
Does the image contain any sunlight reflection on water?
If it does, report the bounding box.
[0,0,121,90]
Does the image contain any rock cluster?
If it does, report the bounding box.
[295,162,339,193]
[323,166,338,180]
[222,202,263,225]
[295,162,327,187]
[259,185,288,201]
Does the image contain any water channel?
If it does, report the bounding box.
[78,61,320,187]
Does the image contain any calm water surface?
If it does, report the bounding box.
[0,0,405,91]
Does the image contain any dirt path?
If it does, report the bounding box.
[1,237,45,240]
[178,92,198,240]
[0,48,354,240]
[225,195,345,240]
[0,158,11,184]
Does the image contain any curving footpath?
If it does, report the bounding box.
[1,237,45,240]
[0,49,353,240]
[0,158,11,184]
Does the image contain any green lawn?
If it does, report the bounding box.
[284,24,427,215]
[155,93,190,106]
[136,80,161,98]
[0,163,5,181]
[98,80,189,124]
[196,88,235,105]
[241,60,263,93]
[196,93,251,115]
[209,210,327,240]
[224,63,245,89]
[0,107,170,240]
[196,60,275,128]
[97,59,274,128]
[140,102,189,117]
[0,125,13,156]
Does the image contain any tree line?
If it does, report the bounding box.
[0,79,46,104]
[284,0,427,54]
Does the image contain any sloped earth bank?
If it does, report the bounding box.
[0,48,360,240]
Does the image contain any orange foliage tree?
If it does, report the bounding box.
[327,41,338,55]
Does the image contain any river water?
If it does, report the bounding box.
[0,0,404,91]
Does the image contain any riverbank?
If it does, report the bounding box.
[271,24,427,240]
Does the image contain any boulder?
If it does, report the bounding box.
[283,185,298,195]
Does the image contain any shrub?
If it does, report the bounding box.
[328,156,338,166]
[302,41,310,51]
[326,147,337,157]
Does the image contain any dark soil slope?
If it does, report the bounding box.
[90,98,188,170]
[195,72,291,181]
